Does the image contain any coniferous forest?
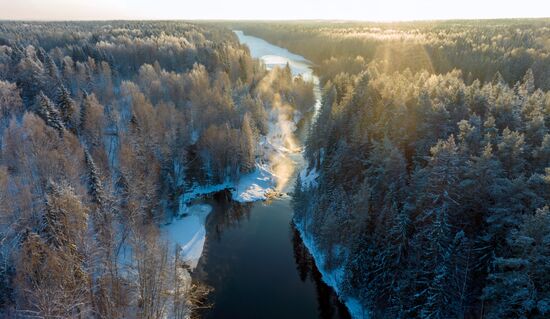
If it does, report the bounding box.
[238,20,550,318]
[0,15,549,319]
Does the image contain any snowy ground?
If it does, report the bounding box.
[171,90,301,270]
[231,162,275,202]
[180,182,234,204]
[178,162,276,205]
[299,166,319,189]
[180,103,301,204]
[163,204,213,270]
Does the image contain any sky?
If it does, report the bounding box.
[0,0,549,21]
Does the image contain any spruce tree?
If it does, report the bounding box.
[483,207,550,319]
[84,149,104,208]
[519,68,535,96]
[56,85,77,132]
[41,180,69,249]
[35,91,65,133]
[412,136,462,317]
[79,91,89,135]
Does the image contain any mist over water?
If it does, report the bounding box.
[267,93,300,191]
[192,31,349,319]
[235,30,320,192]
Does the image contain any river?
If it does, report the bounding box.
[191,31,350,319]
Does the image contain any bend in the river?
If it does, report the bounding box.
[190,31,350,319]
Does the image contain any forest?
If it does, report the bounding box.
[0,16,549,319]
[0,21,314,318]
[236,20,550,90]
[231,20,550,318]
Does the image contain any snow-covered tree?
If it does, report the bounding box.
[483,206,550,319]
[56,84,78,133]
[35,91,65,134]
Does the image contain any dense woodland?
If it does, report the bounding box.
[237,20,550,91]
[0,21,313,318]
[233,21,550,318]
[0,18,548,319]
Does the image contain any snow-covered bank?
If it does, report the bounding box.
[299,167,319,189]
[236,29,364,316]
[179,92,303,205]
[170,99,302,267]
[231,162,275,202]
[163,204,212,270]
[178,162,276,205]
[296,166,367,318]
[295,218,368,319]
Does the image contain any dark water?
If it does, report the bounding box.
[191,30,350,319]
[192,112,350,318]
[194,191,351,319]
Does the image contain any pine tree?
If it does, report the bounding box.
[519,68,535,96]
[84,149,104,208]
[84,148,114,266]
[484,206,550,319]
[43,53,59,80]
[370,204,412,317]
[79,91,89,135]
[421,230,472,319]
[497,128,526,178]
[35,91,65,134]
[292,173,306,221]
[16,55,45,105]
[238,56,248,83]
[41,180,70,249]
[128,112,146,163]
[56,85,77,132]
[492,71,506,86]
[412,136,462,317]
[40,180,89,251]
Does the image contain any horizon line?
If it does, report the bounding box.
[1,16,549,23]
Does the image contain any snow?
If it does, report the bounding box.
[163,204,212,270]
[300,166,319,189]
[295,219,369,319]
[234,30,322,119]
[178,162,276,205]
[231,162,275,202]
[180,182,233,204]
[178,86,303,204]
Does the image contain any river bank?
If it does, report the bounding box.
[165,29,354,318]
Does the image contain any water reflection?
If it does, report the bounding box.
[206,191,252,241]
[291,226,352,319]
[192,191,350,319]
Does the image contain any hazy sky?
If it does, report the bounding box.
[1,0,549,21]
